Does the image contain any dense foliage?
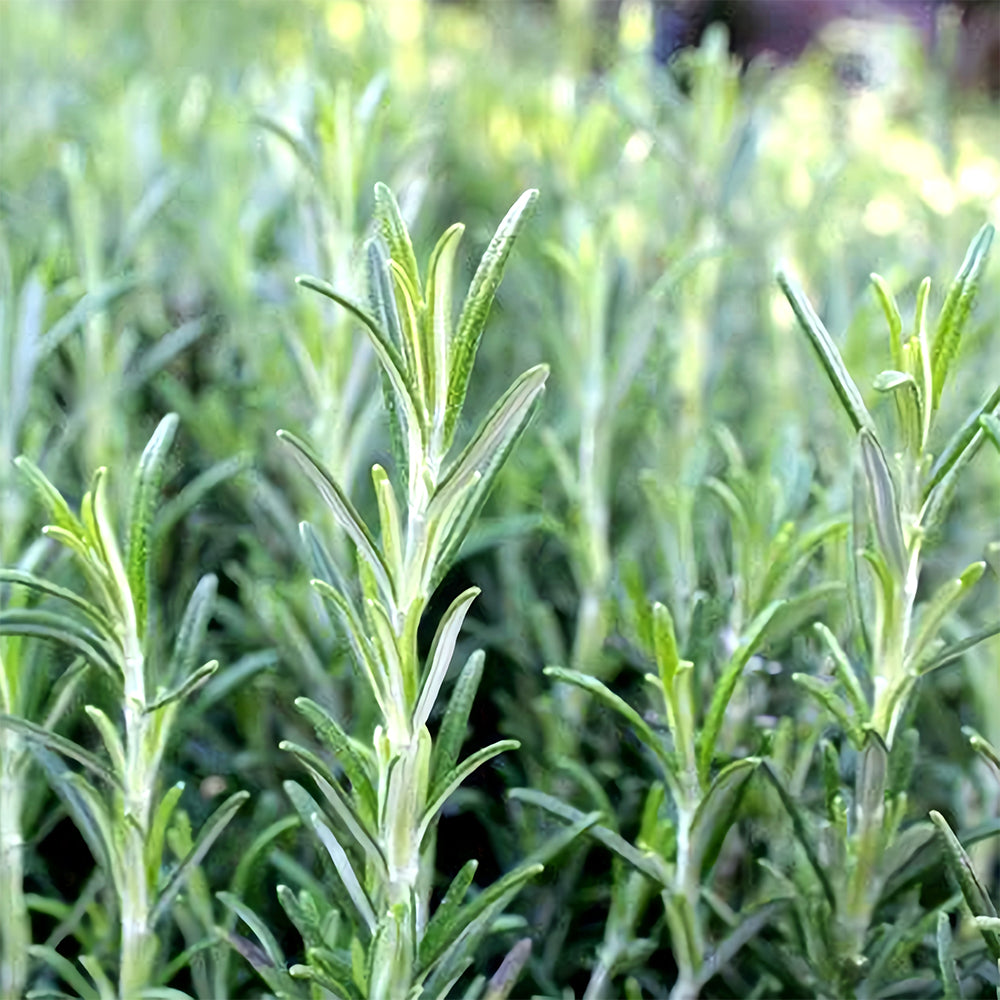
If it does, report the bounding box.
[1,2,998,998]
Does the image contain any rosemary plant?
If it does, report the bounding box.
[222,184,593,999]
[0,415,247,998]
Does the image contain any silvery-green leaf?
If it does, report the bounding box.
[425,222,464,432]
[777,268,874,435]
[429,365,548,587]
[930,223,994,411]
[0,714,120,788]
[980,412,1000,454]
[26,946,100,1000]
[445,189,539,448]
[127,413,178,637]
[151,790,249,923]
[698,600,783,783]
[167,571,218,685]
[929,810,1000,961]
[870,273,903,369]
[431,650,484,790]
[859,429,907,578]
[310,813,377,933]
[278,430,395,608]
[906,562,985,672]
[689,757,759,878]
[420,740,520,845]
[373,182,421,300]
[294,697,377,822]
[413,587,479,733]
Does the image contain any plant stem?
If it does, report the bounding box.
[0,724,28,1000]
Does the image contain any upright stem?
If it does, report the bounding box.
[0,726,28,1000]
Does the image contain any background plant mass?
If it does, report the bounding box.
[1,1,998,998]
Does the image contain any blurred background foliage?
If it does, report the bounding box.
[1,0,998,996]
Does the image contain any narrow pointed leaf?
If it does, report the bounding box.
[310,814,377,932]
[0,569,114,634]
[414,587,479,733]
[930,223,994,410]
[432,365,548,574]
[859,429,907,578]
[278,431,395,606]
[926,384,1000,495]
[0,714,120,787]
[420,740,519,844]
[13,455,81,533]
[128,413,179,636]
[168,573,217,685]
[698,600,784,782]
[373,181,420,296]
[151,791,249,923]
[777,268,874,434]
[294,697,377,822]
[907,562,985,672]
[144,660,218,713]
[431,650,484,789]
[446,189,539,446]
[426,223,464,427]
[544,666,672,776]
[689,757,759,877]
[870,273,904,369]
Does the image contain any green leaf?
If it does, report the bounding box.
[0,569,115,634]
[870,273,904,369]
[144,659,218,713]
[430,364,549,588]
[776,268,874,435]
[420,740,520,845]
[310,813,377,933]
[445,189,538,447]
[294,697,378,823]
[544,666,673,777]
[279,740,386,879]
[760,761,836,909]
[414,587,479,733]
[278,431,396,607]
[418,816,591,976]
[652,601,681,692]
[83,705,125,777]
[151,790,249,923]
[859,429,907,579]
[873,370,922,454]
[792,674,863,747]
[925,384,1000,496]
[929,810,1000,961]
[13,455,82,534]
[147,782,185,897]
[919,620,1000,674]
[930,223,994,411]
[292,278,424,461]
[482,938,533,1000]
[0,608,121,680]
[689,757,759,877]
[694,899,787,991]
[508,788,668,886]
[27,946,100,1000]
[217,892,288,969]
[0,714,120,788]
[127,413,179,637]
[424,859,479,950]
[937,910,963,999]
[426,222,464,429]
[698,600,784,782]
[311,580,389,716]
[373,181,421,299]
[907,562,985,672]
[167,573,217,686]
[431,650,484,790]
[813,622,869,719]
